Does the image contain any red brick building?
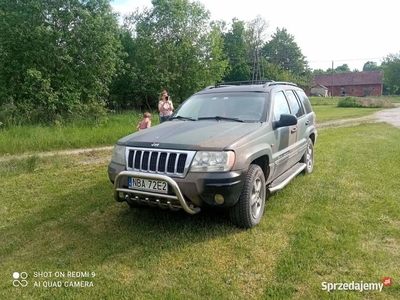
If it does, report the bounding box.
[312,71,383,97]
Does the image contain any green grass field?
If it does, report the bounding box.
[310,96,399,122]
[309,95,400,106]
[1,122,399,299]
[313,106,382,123]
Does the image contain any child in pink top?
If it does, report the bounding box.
[136,112,151,131]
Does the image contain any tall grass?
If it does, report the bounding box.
[0,111,160,155]
[338,97,394,108]
[309,97,339,106]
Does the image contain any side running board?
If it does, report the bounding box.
[268,163,306,193]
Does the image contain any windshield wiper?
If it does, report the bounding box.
[197,116,244,122]
[169,115,196,121]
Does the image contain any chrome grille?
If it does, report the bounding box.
[126,147,195,177]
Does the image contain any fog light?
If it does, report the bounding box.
[214,194,225,204]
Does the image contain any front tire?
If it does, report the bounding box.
[229,164,266,229]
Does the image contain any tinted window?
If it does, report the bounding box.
[286,90,304,118]
[273,91,290,121]
[295,89,312,114]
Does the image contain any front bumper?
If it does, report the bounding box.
[114,171,201,214]
[109,162,246,213]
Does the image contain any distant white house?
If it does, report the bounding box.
[310,84,328,97]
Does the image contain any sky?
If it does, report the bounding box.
[110,0,400,71]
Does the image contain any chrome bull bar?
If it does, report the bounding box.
[113,171,201,215]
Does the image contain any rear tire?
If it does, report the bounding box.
[229,164,266,229]
[300,138,314,174]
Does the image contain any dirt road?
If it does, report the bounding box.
[374,106,400,128]
[317,106,400,129]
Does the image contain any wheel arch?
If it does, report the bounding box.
[250,155,270,183]
[309,132,316,145]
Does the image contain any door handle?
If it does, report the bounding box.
[291,127,297,134]
[305,120,310,126]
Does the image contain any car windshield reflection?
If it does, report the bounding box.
[171,93,267,122]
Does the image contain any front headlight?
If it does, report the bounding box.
[111,144,126,165]
[190,151,235,172]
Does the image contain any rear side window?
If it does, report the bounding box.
[295,89,312,114]
[273,91,290,121]
[286,90,304,118]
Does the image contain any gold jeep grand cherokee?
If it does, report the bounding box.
[108,81,317,228]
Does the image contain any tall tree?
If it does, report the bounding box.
[245,16,269,81]
[382,53,400,94]
[113,0,227,110]
[313,69,326,75]
[363,61,380,71]
[262,28,309,76]
[222,18,251,82]
[0,0,122,124]
[335,64,351,73]
[326,63,351,74]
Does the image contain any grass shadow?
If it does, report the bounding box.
[1,178,240,270]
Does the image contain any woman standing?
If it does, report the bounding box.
[158,90,174,123]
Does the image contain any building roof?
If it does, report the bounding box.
[311,84,328,89]
[313,71,382,86]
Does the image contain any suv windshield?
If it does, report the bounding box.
[171,92,268,122]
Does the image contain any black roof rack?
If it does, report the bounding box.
[215,80,274,87]
[267,81,298,87]
[203,80,298,91]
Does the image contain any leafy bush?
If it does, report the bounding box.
[337,97,362,107]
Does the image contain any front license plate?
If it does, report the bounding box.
[128,177,168,194]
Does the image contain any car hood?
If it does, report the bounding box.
[118,120,262,150]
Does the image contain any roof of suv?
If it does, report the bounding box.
[198,81,299,94]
